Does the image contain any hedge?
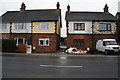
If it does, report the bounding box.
[2,39,16,53]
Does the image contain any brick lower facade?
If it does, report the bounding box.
[67,34,118,51]
[32,33,60,52]
[0,33,10,39]
[1,33,60,53]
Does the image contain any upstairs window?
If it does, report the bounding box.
[74,23,85,31]
[73,39,84,47]
[0,24,7,30]
[39,39,49,46]
[100,23,111,31]
[15,23,26,30]
[40,23,49,29]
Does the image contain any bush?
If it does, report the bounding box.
[2,39,16,53]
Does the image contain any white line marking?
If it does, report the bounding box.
[40,65,83,68]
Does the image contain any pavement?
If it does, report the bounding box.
[0,52,119,57]
[1,50,119,57]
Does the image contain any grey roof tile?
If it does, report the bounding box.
[65,12,118,21]
[2,9,61,22]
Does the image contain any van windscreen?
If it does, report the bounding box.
[103,41,117,46]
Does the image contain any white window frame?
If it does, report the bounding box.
[14,38,26,45]
[40,23,49,30]
[15,23,27,30]
[39,38,49,46]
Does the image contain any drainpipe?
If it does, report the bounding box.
[31,22,33,53]
[10,22,12,39]
[91,21,94,54]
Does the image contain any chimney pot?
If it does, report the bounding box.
[67,4,70,12]
[104,4,109,12]
[57,2,60,9]
[20,2,26,11]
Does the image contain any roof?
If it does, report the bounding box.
[65,12,118,21]
[2,9,61,22]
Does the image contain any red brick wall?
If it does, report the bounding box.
[11,33,31,38]
[0,33,10,39]
[32,33,60,53]
[67,34,117,51]
[116,21,120,42]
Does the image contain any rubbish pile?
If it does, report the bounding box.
[65,47,87,54]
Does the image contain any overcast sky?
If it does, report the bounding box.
[0,0,119,37]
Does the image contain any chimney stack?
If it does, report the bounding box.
[116,12,120,19]
[104,4,109,12]
[20,2,26,11]
[56,2,60,9]
[67,4,70,13]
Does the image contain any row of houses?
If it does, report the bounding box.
[0,2,120,53]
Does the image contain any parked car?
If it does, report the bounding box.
[96,39,120,54]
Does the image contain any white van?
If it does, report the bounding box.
[96,39,120,54]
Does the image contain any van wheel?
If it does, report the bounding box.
[105,50,109,55]
[96,49,99,53]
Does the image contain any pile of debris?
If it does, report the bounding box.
[65,47,87,54]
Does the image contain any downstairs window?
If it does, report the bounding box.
[73,39,84,47]
[39,39,49,46]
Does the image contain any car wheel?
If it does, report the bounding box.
[105,50,109,55]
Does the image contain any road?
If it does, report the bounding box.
[2,54,119,78]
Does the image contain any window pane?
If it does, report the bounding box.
[2,24,7,29]
[43,40,46,46]
[40,23,49,29]
[100,24,107,30]
[81,24,85,30]
[40,40,43,45]
[74,23,77,30]
[18,39,23,44]
[73,39,77,46]
[107,24,111,31]
[18,23,22,29]
[23,23,26,29]
[46,40,49,45]
[0,24,2,29]
[15,24,18,29]
[78,25,80,30]
[81,40,84,47]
